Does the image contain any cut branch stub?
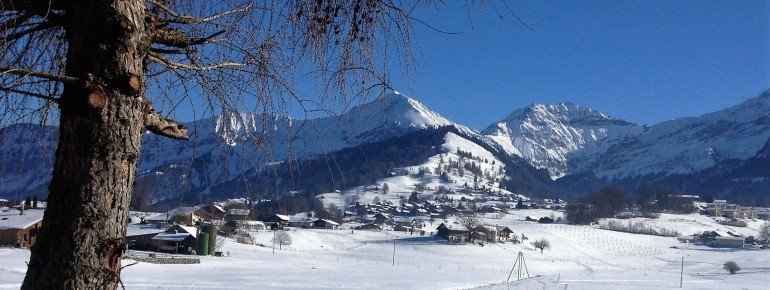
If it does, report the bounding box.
[126,74,141,94]
[144,110,189,140]
[87,91,106,109]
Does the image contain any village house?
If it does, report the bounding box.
[436,222,469,243]
[288,216,316,228]
[235,220,267,232]
[745,207,770,220]
[146,205,225,228]
[495,226,514,243]
[741,208,758,220]
[393,216,421,229]
[722,203,743,219]
[227,208,251,221]
[538,217,555,224]
[354,223,381,230]
[704,200,729,217]
[372,213,393,225]
[312,219,339,230]
[126,224,165,251]
[711,236,745,248]
[470,225,497,243]
[151,225,198,254]
[0,207,44,248]
[264,214,291,228]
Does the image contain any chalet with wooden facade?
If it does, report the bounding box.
[0,207,44,248]
[436,222,468,243]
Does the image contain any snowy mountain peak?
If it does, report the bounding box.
[497,102,633,128]
[482,102,644,179]
[346,92,454,129]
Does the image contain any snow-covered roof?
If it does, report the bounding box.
[126,225,165,237]
[152,233,191,242]
[0,208,44,230]
[317,219,339,226]
[438,222,465,231]
[237,220,266,226]
[393,217,414,223]
[289,216,316,223]
[176,225,198,239]
[272,214,291,221]
[147,206,201,221]
[495,225,512,232]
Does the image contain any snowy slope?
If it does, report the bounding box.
[0,124,57,198]
[591,90,770,179]
[484,90,770,180]
[482,103,644,179]
[2,211,767,289]
[319,131,520,209]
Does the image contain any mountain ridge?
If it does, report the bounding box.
[1,89,769,206]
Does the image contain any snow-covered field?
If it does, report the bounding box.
[1,211,768,289]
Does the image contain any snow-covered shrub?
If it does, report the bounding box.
[723,261,740,274]
[759,222,770,245]
[532,238,550,253]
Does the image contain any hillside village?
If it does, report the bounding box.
[2,144,769,289]
[0,90,770,289]
[3,185,769,289]
[4,168,769,252]
[3,140,770,255]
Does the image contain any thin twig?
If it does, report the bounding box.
[0,66,78,83]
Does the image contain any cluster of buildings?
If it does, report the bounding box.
[702,200,770,220]
[436,223,515,244]
[678,230,758,249]
[263,214,339,230]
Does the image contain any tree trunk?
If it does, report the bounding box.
[22,1,148,289]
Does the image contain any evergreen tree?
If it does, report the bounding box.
[408,192,419,203]
[197,232,210,256]
[207,226,217,255]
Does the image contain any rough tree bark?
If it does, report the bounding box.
[22,1,149,288]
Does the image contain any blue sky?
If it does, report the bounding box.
[159,1,769,131]
[372,0,770,130]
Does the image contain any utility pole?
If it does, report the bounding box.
[679,256,684,288]
[392,240,396,266]
[273,230,276,255]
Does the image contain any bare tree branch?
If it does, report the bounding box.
[147,0,251,24]
[147,52,246,71]
[151,28,225,48]
[0,86,59,101]
[2,20,56,41]
[144,108,189,140]
[0,66,78,83]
